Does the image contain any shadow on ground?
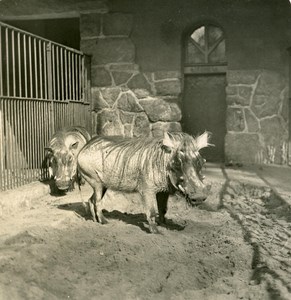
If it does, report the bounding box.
[58,202,186,234]
[218,166,291,299]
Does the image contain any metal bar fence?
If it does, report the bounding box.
[0,21,92,191]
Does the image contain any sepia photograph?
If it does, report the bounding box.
[0,0,290,299]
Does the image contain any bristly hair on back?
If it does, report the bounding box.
[87,132,207,190]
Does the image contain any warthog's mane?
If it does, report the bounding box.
[87,132,200,191]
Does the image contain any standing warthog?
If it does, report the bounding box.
[77,131,211,233]
[45,126,91,191]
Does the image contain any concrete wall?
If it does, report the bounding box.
[1,0,291,164]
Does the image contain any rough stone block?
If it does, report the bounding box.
[80,38,97,56]
[127,73,152,92]
[80,13,101,38]
[260,116,288,146]
[103,13,133,36]
[225,133,262,164]
[244,108,259,132]
[155,79,181,96]
[225,85,237,96]
[96,109,123,136]
[108,63,139,72]
[91,38,135,65]
[139,98,181,122]
[280,94,288,122]
[91,87,109,111]
[112,71,134,86]
[238,86,252,105]
[116,92,144,112]
[251,71,286,118]
[226,107,245,132]
[124,124,133,137]
[99,87,122,107]
[119,110,135,124]
[133,113,151,137]
[91,66,112,87]
[154,71,181,80]
[227,70,259,85]
[151,122,182,137]
[132,89,151,99]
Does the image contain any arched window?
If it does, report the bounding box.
[185,25,226,66]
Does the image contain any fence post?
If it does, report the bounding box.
[46,42,55,135]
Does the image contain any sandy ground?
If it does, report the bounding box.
[0,174,290,300]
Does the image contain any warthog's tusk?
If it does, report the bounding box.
[178,184,185,193]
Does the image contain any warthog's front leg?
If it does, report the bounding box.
[141,190,159,234]
[156,191,169,224]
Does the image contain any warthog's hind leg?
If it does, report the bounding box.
[88,192,97,222]
[141,191,159,234]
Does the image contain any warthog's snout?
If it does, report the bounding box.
[55,177,72,191]
[187,183,211,205]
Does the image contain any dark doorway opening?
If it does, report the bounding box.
[6,18,80,49]
[182,24,227,162]
[183,74,226,162]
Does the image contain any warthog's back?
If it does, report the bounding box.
[78,135,172,192]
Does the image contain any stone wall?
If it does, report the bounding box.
[80,12,182,137]
[225,70,288,165]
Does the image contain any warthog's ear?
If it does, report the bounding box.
[162,132,175,151]
[196,132,212,150]
[70,141,79,154]
[44,147,53,155]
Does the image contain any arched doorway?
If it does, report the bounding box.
[182,24,227,162]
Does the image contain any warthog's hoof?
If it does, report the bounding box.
[97,215,108,224]
[149,224,159,234]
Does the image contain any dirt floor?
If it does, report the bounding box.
[0,174,290,300]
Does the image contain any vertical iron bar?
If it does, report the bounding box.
[6,100,11,189]
[12,30,16,97]
[68,51,71,100]
[72,53,75,100]
[78,55,82,101]
[28,100,33,181]
[5,27,10,97]
[65,49,68,100]
[18,100,23,186]
[17,32,22,97]
[43,42,48,99]
[0,26,3,96]
[60,48,64,100]
[56,46,60,100]
[34,38,38,99]
[13,99,20,187]
[23,34,28,98]
[81,56,85,101]
[46,43,54,135]
[0,100,4,190]
[28,36,33,98]
[39,40,43,99]
[52,44,56,100]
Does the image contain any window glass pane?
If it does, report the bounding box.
[190,26,205,49]
[208,26,223,48]
[209,40,226,63]
[187,42,205,64]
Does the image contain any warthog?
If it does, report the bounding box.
[45,126,91,191]
[77,132,211,233]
